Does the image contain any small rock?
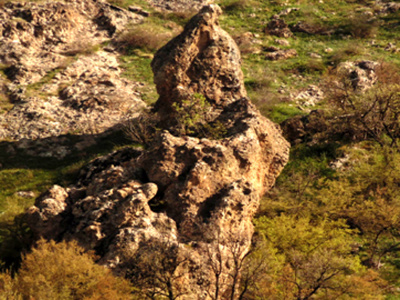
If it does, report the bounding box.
[295,85,324,107]
[309,52,322,59]
[329,154,350,170]
[278,7,299,16]
[275,39,290,46]
[384,42,398,52]
[265,46,280,52]
[265,16,293,38]
[17,191,36,198]
[265,49,297,61]
[128,6,150,17]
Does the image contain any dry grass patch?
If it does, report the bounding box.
[115,23,173,53]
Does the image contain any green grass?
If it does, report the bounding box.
[0,130,138,214]
[119,55,158,104]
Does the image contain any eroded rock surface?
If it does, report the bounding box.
[0,0,145,141]
[27,5,289,299]
[1,51,145,140]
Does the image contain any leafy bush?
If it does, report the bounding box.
[1,239,134,299]
[122,238,188,300]
[254,215,387,299]
[172,93,227,139]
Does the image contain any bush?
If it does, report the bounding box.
[124,108,159,147]
[328,42,365,66]
[122,238,188,300]
[324,63,400,147]
[2,239,134,300]
[0,213,32,274]
[342,13,379,39]
[172,93,227,139]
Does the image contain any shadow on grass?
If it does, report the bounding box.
[0,126,133,171]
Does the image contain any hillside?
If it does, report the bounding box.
[2,0,400,299]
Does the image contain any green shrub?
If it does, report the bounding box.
[4,239,134,300]
[172,93,227,139]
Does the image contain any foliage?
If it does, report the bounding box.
[0,239,134,299]
[261,142,400,296]
[0,213,32,273]
[172,93,227,139]
[254,215,387,299]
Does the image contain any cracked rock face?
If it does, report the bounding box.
[26,5,290,299]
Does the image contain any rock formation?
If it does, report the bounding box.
[26,5,289,299]
[151,4,246,117]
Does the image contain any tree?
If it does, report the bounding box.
[204,229,272,300]
[255,215,366,299]
[123,238,189,300]
[325,63,400,147]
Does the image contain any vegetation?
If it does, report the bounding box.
[0,239,134,299]
[172,93,227,139]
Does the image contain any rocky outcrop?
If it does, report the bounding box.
[0,0,140,84]
[26,5,289,299]
[265,15,293,38]
[0,51,145,140]
[0,0,145,141]
[376,1,400,15]
[337,60,379,91]
[151,4,247,117]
